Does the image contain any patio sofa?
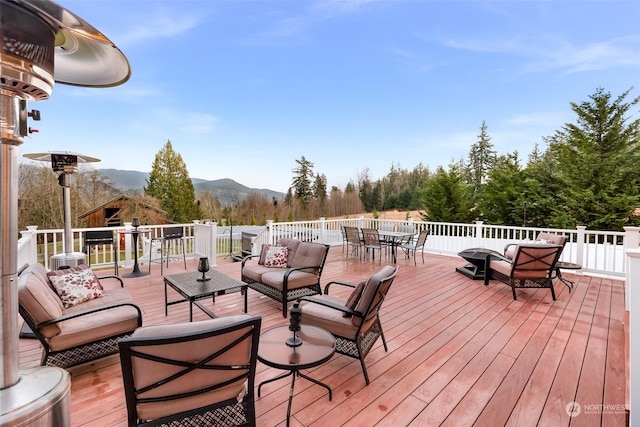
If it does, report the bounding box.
[18,263,142,368]
[241,238,329,317]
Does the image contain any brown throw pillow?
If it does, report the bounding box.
[343,279,368,317]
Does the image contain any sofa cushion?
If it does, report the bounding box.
[343,279,367,318]
[290,242,326,270]
[263,245,288,268]
[353,265,396,326]
[242,264,272,284]
[18,265,64,338]
[48,303,140,352]
[277,238,301,265]
[49,267,104,309]
[261,270,318,290]
[300,295,359,339]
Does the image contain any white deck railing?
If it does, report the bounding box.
[19,218,636,278]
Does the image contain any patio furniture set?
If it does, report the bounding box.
[18,237,400,426]
[343,225,430,265]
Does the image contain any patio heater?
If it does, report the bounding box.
[0,1,130,425]
[23,151,100,270]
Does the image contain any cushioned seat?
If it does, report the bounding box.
[300,265,399,385]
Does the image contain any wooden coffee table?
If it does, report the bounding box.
[257,325,335,427]
[164,270,247,321]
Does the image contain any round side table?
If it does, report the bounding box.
[555,261,582,291]
[257,325,336,426]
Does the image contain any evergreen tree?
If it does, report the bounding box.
[467,120,496,194]
[291,156,314,203]
[478,152,525,225]
[546,87,640,230]
[145,140,202,223]
[313,173,328,202]
[420,163,474,223]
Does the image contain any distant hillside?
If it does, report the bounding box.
[99,169,284,206]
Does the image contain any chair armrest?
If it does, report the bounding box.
[97,275,124,288]
[323,280,357,295]
[34,301,142,330]
[284,265,321,277]
[241,254,261,268]
[488,252,511,263]
[299,296,363,318]
[503,243,516,255]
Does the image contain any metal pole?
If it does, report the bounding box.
[60,174,73,254]
[0,141,19,389]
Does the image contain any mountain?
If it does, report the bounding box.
[99,169,284,206]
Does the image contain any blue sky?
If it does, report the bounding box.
[25,0,640,193]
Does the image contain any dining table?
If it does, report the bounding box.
[377,230,415,263]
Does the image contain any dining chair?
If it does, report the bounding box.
[400,228,429,265]
[361,228,385,264]
[343,226,364,258]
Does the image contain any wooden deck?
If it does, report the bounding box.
[18,247,628,426]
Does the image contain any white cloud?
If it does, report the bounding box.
[440,33,640,74]
[116,8,205,46]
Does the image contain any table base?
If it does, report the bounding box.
[258,369,332,427]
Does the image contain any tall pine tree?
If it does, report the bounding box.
[145,140,202,223]
[546,87,640,230]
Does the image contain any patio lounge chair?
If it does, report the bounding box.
[484,244,563,300]
[119,314,261,427]
[299,265,399,385]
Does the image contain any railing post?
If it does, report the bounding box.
[624,227,640,311]
[319,217,326,243]
[625,249,640,424]
[18,226,39,267]
[209,221,217,267]
[358,216,365,229]
[474,221,484,247]
[266,220,274,246]
[576,226,586,267]
[123,222,132,268]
